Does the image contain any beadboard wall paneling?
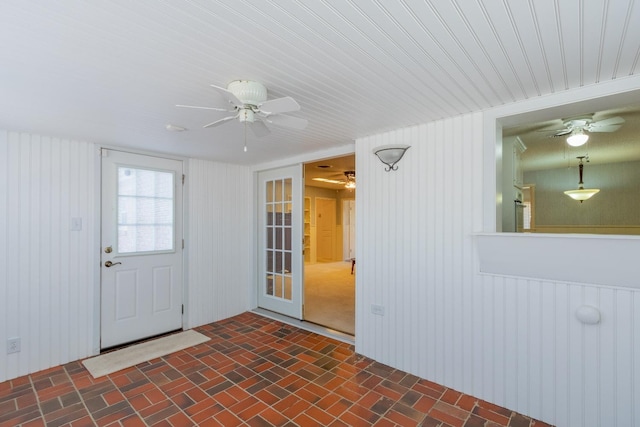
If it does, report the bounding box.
[355,115,639,426]
[0,131,97,383]
[186,158,250,328]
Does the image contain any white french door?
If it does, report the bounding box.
[101,149,183,349]
[257,165,303,319]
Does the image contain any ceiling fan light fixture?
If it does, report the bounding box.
[373,144,410,171]
[566,129,589,146]
[344,171,356,189]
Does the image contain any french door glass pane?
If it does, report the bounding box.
[264,178,293,301]
[117,167,174,253]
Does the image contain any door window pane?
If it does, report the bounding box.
[263,177,293,301]
[117,167,174,253]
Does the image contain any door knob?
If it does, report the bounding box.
[104,260,122,267]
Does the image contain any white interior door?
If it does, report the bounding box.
[342,199,356,260]
[316,197,336,262]
[257,165,303,319]
[101,149,183,349]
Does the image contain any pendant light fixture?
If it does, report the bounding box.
[564,156,600,203]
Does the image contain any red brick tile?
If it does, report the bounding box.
[236,399,269,421]
[434,400,472,420]
[167,411,194,426]
[214,410,242,427]
[0,312,549,427]
[473,405,511,425]
[316,392,342,410]
[478,399,513,417]
[293,413,323,427]
[21,419,46,427]
[430,408,465,427]
[385,408,423,426]
[128,394,151,412]
[305,405,336,425]
[457,393,478,411]
[442,388,463,404]
[258,407,289,426]
[326,397,353,418]
[102,390,125,406]
[120,415,147,427]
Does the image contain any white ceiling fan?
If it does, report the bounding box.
[312,170,356,189]
[538,114,625,146]
[177,80,308,137]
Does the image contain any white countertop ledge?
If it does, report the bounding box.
[474,233,640,290]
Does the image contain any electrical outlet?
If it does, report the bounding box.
[371,304,385,316]
[7,337,20,354]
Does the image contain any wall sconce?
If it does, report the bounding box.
[373,144,410,171]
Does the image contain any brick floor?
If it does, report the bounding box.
[0,312,553,426]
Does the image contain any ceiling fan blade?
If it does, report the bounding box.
[259,96,300,114]
[536,127,568,133]
[553,129,572,136]
[592,116,625,127]
[203,114,238,129]
[176,104,230,112]
[210,84,243,108]
[587,124,622,133]
[249,120,271,137]
[587,116,625,132]
[265,114,308,130]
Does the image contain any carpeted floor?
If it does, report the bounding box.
[304,261,355,335]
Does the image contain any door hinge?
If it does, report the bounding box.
[182,239,184,249]
[182,174,185,185]
[182,304,184,314]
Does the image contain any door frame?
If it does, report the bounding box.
[91,146,189,356]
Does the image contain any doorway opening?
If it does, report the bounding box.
[303,154,355,335]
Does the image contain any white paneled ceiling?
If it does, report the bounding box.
[1,1,638,165]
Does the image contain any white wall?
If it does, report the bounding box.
[355,109,640,426]
[0,131,98,381]
[0,134,253,383]
[186,158,251,328]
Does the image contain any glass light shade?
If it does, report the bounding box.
[344,181,356,189]
[373,144,410,171]
[566,131,589,147]
[564,188,600,202]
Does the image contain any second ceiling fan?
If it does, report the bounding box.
[177,80,308,137]
[541,113,625,146]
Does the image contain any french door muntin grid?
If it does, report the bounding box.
[116,166,175,254]
[265,178,293,300]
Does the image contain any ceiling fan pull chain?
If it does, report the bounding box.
[244,122,248,152]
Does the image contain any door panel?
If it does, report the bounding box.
[101,149,183,349]
[342,199,356,260]
[257,165,302,319]
[316,197,336,262]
